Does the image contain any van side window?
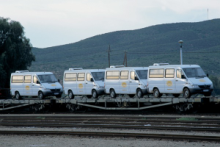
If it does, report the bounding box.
[165,69,174,78]
[86,73,92,81]
[106,71,120,80]
[149,69,164,78]
[12,75,24,83]
[24,75,31,83]
[65,73,77,81]
[33,76,38,83]
[121,71,128,80]
[176,69,185,79]
[130,71,135,80]
[78,73,85,81]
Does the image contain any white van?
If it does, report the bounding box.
[63,68,105,98]
[105,65,148,98]
[148,63,213,98]
[10,70,63,99]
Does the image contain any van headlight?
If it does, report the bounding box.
[192,84,199,88]
[43,88,50,91]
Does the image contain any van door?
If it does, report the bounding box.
[164,68,176,93]
[77,73,85,95]
[129,71,139,94]
[32,75,41,96]
[23,75,32,96]
[175,69,187,93]
[120,71,129,94]
[85,73,93,95]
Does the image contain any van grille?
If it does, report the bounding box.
[51,89,60,92]
[199,85,211,89]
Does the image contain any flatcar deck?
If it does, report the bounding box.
[0,96,219,111]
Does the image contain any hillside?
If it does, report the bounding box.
[30,19,220,80]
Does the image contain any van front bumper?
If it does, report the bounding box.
[189,88,213,94]
[43,90,63,96]
[96,89,105,95]
[141,88,149,95]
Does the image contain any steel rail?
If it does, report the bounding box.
[0,130,220,142]
[1,120,219,127]
[1,122,220,132]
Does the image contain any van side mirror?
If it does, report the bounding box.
[37,80,41,84]
[206,73,209,77]
[90,78,94,82]
[181,75,186,79]
[135,77,139,80]
[58,79,60,83]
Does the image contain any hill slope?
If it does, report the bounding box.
[30,19,220,79]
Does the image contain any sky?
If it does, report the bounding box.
[0,0,220,48]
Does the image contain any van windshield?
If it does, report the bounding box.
[91,72,105,81]
[183,68,206,78]
[38,74,58,83]
[136,70,148,79]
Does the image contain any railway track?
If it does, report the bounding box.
[0,130,220,142]
[1,115,220,132]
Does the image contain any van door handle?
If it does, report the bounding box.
[176,80,178,81]
[85,83,88,84]
[129,81,132,83]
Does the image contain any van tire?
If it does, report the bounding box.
[38,91,44,99]
[173,94,180,97]
[153,88,162,98]
[92,90,98,98]
[183,88,191,98]
[15,92,20,100]
[137,89,143,98]
[110,89,116,98]
[68,90,74,99]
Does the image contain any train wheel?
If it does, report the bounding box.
[204,92,211,97]
[38,91,44,99]
[110,89,116,98]
[15,92,20,100]
[153,88,162,98]
[68,90,74,99]
[137,89,143,98]
[183,88,191,98]
[128,94,135,98]
[173,94,180,97]
[92,90,98,98]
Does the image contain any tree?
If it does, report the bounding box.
[0,17,35,93]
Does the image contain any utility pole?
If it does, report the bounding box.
[123,51,127,67]
[178,40,183,65]
[107,45,111,67]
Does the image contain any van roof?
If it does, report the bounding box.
[11,72,53,75]
[149,64,200,68]
[64,69,105,73]
[105,67,148,70]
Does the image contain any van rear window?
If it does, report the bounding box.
[12,75,24,83]
[149,69,164,78]
[106,71,120,80]
[65,73,77,81]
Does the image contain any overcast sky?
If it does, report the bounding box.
[0,0,220,48]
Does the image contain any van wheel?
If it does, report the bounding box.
[92,90,98,98]
[153,88,162,98]
[173,94,180,98]
[68,90,74,99]
[15,92,20,100]
[110,89,116,98]
[183,88,191,98]
[38,91,44,99]
[137,89,143,98]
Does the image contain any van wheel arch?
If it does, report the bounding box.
[136,88,143,98]
[68,90,74,99]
